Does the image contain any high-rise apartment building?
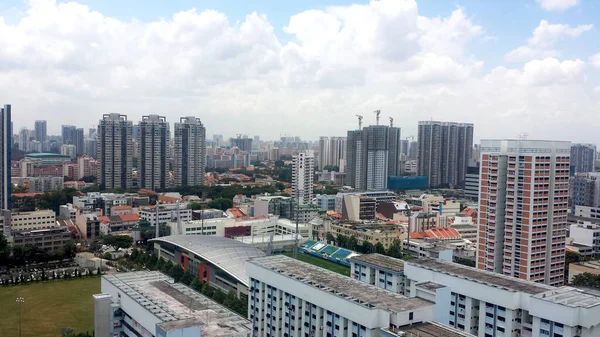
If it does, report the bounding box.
[174,116,206,187]
[230,136,252,152]
[346,125,401,190]
[318,136,346,171]
[570,172,600,212]
[417,121,473,188]
[34,120,47,145]
[137,115,169,190]
[61,125,84,155]
[570,143,596,176]
[292,150,314,205]
[97,113,133,190]
[1,105,11,210]
[477,140,570,286]
[18,128,30,152]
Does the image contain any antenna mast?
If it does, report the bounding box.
[374,110,381,125]
[356,114,363,130]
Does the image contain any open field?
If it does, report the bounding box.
[0,276,100,337]
[283,252,351,276]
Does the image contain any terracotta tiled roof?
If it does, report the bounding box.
[12,192,44,197]
[113,205,132,211]
[227,208,246,218]
[99,216,111,224]
[119,214,139,222]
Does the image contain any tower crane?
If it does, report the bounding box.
[389,117,394,128]
[374,110,381,125]
[356,114,363,130]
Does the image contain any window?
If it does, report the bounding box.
[409,312,413,320]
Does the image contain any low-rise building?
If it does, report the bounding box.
[247,255,435,337]
[9,209,57,232]
[76,213,101,242]
[11,176,64,192]
[11,227,72,252]
[569,222,600,256]
[349,253,600,337]
[341,194,376,221]
[330,222,403,249]
[94,271,251,337]
[139,203,192,227]
[316,194,337,211]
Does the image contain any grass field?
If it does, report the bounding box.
[0,276,100,337]
[283,252,351,276]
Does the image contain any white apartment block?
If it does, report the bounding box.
[247,255,434,337]
[138,115,169,190]
[140,203,191,227]
[349,254,406,295]
[98,113,133,190]
[292,150,315,205]
[8,210,56,232]
[60,144,76,159]
[348,254,600,337]
[173,116,206,187]
[569,223,600,256]
[94,272,251,337]
[478,140,570,286]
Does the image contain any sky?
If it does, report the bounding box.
[1,0,600,143]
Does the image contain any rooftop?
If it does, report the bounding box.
[102,272,251,335]
[408,259,553,295]
[150,235,266,286]
[250,255,432,313]
[384,322,473,337]
[349,253,404,273]
[416,281,446,292]
[533,287,600,308]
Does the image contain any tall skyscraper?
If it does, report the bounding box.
[137,115,169,191]
[477,139,570,286]
[318,136,346,171]
[98,113,133,190]
[74,128,85,156]
[18,128,30,152]
[570,143,596,176]
[569,172,600,212]
[230,136,252,152]
[62,125,76,144]
[417,121,473,188]
[212,134,223,147]
[1,105,11,210]
[292,150,314,205]
[174,116,206,187]
[34,120,47,145]
[346,124,401,190]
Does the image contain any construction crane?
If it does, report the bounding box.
[389,117,394,128]
[356,114,363,130]
[374,110,381,125]
[406,135,415,142]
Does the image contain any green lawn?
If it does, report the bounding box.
[283,252,351,276]
[0,277,100,337]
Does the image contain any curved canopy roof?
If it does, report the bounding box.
[150,235,266,286]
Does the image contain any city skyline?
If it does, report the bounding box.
[2,0,600,142]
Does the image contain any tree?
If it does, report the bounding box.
[61,326,75,337]
[274,160,285,167]
[191,278,203,292]
[187,202,204,210]
[103,252,113,260]
[361,240,374,254]
[322,165,339,172]
[202,282,214,297]
[180,270,194,286]
[0,235,9,267]
[346,236,358,251]
[170,264,185,282]
[223,290,237,309]
[386,239,403,258]
[102,235,133,251]
[572,273,600,288]
[212,289,226,303]
[208,198,233,211]
[63,241,77,260]
[336,234,347,249]
[374,242,386,254]
[326,233,335,244]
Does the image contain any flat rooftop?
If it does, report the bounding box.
[408,259,553,295]
[384,322,473,337]
[533,287,600,308]
[250,255,432,313]
[102,272,251,335]
[417,282,446,292]
[349,254,405,272]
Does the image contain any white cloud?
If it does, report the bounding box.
[536,0,580,11]
[590,53,600,68]
[0,0,599,142]
[506,20,592,62]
